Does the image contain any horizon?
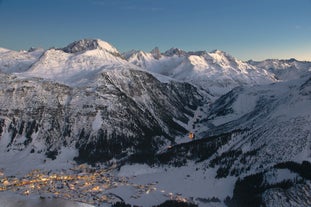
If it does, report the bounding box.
[1,37,309,62]
[0,0,310,61]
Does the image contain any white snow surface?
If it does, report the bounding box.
[249,58,311,81]
[0,47,44,73]
[21,47,137,86]
[205,76,311,171]
[0,192,94,207]
[115,163,236,207]
[0,146,77,176]
[0,39,143,87]
[1,38,311,207]
[1,38,310,96]
[118,164,161,177]
[95,39,119,54]
[63,39,119,55]
[125,48,277,96]
[92,111,103,131]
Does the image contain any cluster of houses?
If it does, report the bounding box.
[0,165,187,206]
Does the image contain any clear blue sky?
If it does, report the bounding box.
[0,0,310,61]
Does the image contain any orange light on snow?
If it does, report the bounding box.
[189,132,195,139]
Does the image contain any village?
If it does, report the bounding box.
[0,164,188,206]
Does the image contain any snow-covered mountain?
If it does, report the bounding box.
[203,75,311,170]
[61,38,120,55]
[0,39,209,163]
[0,47,44,73]
[0,38,311,206]
[211,76,311,206]
[0,70,203,163]
[22,39,140,86]
[154,74,311,206]
[0,39,145,87]
[124,48,276,96]
[249,58,311,81]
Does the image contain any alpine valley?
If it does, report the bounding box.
[0,39,310,207]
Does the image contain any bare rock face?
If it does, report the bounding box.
[61,39,119,55]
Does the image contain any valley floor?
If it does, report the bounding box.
[0,162,235,207]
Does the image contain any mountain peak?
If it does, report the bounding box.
[61,38,119,54]
[210,49,229,56]
[150,47,161,59]
[163,48,186,57]
[208,49,236,62]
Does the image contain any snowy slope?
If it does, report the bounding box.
[0,38,208,166]
[0,192,95,207]
[125,49,276,96]
[0,69,204,163]
[114,162,236,207]
[1,39,311,207]
[0,47,44,73]
[202,76,311,172]
[249,58,311,81]
[62,38,120,55]
[143,75,311,206]
[22,39,139,86]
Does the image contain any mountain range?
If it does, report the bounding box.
[0,38,310,207]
